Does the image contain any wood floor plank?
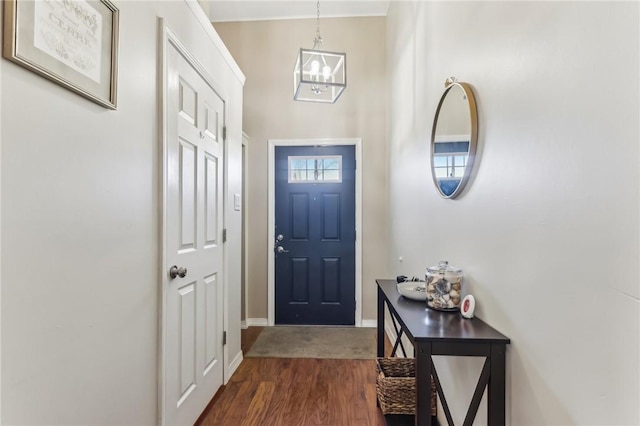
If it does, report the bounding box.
[365,379,387,426]
[241,326,264,353]
[260,372,294,423]
[275,380,314,425]
[218,381,259,425]
[200,381,243,426]
[303,379,330,426]
[240,381,276,426]
[199,327,396,426]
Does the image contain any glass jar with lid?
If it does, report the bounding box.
[426,261,463,311]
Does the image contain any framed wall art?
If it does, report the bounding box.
[3,0,119,109]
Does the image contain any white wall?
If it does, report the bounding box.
[0,1,243,424]
[387,1,639,425]
[214,17,389,323]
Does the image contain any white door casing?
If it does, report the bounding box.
[161,23,225,426]
[241,132,249,328]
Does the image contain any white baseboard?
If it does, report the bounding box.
[384,319,412,358]
[246,318,269,327]
[244,318,376,328]
[361,319,377,328]
[385,321,396,346]
[226,350,243,384]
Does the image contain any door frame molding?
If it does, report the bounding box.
[267,138,363,327]
[241,132,249,328]
[159,18,229,425]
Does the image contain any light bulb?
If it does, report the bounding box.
[310,60,320,74]
[322,65,331,80]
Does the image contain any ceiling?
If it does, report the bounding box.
[207,0,390,23]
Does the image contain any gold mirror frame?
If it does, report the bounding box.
[430,78,478,199]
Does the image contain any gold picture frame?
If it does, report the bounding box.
[3,0,119,109]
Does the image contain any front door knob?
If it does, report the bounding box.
[169,265,187,279]
[276,246,289,254]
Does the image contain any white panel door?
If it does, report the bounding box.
[164,42,225,426]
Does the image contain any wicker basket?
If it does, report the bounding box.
[375,358,437,416]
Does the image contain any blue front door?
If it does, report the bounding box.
[274,145,356,325]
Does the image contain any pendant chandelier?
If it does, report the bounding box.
[293,0,346,103]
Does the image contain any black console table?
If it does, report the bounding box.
[376,279,510,426]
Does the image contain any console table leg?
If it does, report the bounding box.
[415,342,434,426]
[377,287,385,358]
[488,343,507,426]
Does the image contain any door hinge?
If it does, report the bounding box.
[223,331,227,345]
[223,126,227,141]
[223,228,227,243]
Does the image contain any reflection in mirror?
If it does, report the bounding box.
[430,78,478,199]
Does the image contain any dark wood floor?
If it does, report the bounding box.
[195,327,410,426]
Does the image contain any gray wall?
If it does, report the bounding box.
[387,1,639,424]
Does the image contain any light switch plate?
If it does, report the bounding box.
[234,193,241,211]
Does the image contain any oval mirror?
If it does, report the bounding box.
[430,78,478,199]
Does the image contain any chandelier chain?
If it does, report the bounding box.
[314,0,322,47]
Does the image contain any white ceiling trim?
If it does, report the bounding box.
[206,0,390,23]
